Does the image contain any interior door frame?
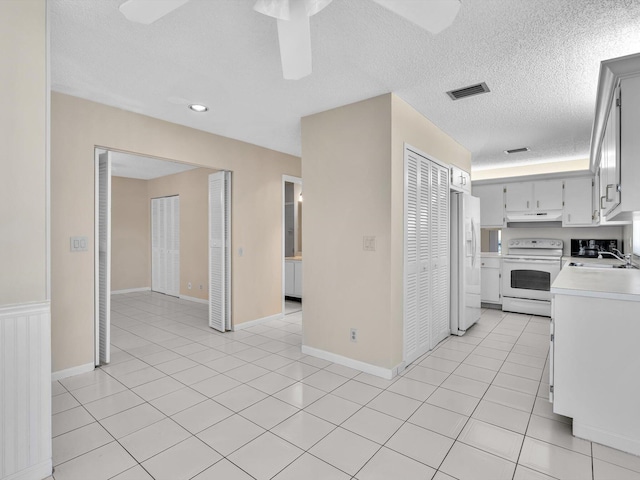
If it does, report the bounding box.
[94,148,111,366]
[282,175,302,314]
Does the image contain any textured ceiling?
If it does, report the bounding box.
[110,151,197,179]
[50,0,640,171]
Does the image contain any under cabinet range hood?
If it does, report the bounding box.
[506,210,563,227]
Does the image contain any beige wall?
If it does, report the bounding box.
[0,0,47,306]
[111,177,150,291]
[301,93,471,370]
[51,93,300,372]
[472,158,590,181]
[302,94,393,367]
[148,168,213,300]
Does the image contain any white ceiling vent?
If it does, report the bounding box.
[446,82,490,100]
[504,147,530,154]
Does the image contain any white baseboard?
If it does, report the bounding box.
[573,422,640,456]
[301,345,401,380]
[179,295,208,305]
[51,362,94,381]
[3,459,52,480]
[233,312,284,331]
[112,287,151,295]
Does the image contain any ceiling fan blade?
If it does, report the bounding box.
[276,0,312,80]
[304,0,333,16]
[119,0,190,25]
[370,0,461,35]
[254,0,290,20]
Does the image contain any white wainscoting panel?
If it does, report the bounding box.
[0,302,52,480]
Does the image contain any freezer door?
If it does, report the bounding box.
[460,194,482,330]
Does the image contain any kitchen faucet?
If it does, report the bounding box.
[598,248,637,268]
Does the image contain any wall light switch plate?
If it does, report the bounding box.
[363,236,376,252]
[70,236,88,252]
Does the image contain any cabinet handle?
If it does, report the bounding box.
[537,200,540,208]
[600,195,607,209]
[605,184,617,202]
[568,213,571,223]
[527,201,529,208]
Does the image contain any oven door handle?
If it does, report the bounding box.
[503,258,559,266]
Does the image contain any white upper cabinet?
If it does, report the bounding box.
[591,54,640,221]
[504,179,563,213]
[563,177,594,226]
[450,165,471,194]
[533,180,563,210]
[472,183,504,228]
[504,182,532,212]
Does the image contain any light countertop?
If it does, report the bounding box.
[285,256,302,261]
[552,258,640,302]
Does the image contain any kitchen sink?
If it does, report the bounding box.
[567,262,630,269]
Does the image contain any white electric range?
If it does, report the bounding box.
[502,238,563,317]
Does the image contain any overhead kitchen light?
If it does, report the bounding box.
[504,147,530,154]
[188,104,209,112]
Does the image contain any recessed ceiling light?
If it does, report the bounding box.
[188,104,208,112]
[504,147,530,154]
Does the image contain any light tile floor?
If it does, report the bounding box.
[49,293,640,480]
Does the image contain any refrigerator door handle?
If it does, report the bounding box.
[471,218,476,267]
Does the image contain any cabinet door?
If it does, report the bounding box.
[505,182,533,212]
[601,87,621,217]
[563,177,593,226]
[472,184,504,227]
[480,267,501,303]
[534,179,563,210]
[284,261,295,296]
[450,165,471,193]
[294,261,303,297]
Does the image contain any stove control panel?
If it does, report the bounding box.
[508,239,563,249]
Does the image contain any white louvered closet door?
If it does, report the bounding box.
[404,147,450,365]
[166,196,180,297]
[430,163,450,348]
[209,171,231,332]
[404,153,420,363]
[151,196,180,297]
[98,152,111,365]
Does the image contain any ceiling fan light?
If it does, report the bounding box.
[254,0,291,20]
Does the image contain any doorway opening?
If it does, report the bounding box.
[282,175,302,316]
[94,148,229,366]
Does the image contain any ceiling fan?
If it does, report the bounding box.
[119,0,462,80]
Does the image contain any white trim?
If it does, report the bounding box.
[112,287,151,295]
[301,345,401,380]
[3,459,52,480]
[282,175,302,317]
[180,294,208,305]
[233,312,284,331]
[94,149,101,366]
[573,421,640,457]
[0,301,50,318]
[51,362,95,382]
[45,3,51,303]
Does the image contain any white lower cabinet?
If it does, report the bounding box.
[480,256,501,304]
[552,293,640,455]
[285,259,302,298]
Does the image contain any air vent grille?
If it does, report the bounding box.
[446,82,490,100]
[504,147,530,154]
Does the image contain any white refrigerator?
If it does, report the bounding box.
[450,192,481,336]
